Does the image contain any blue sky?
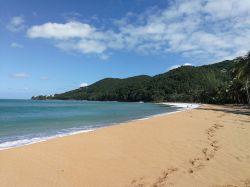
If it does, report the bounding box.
[1,0,250,99]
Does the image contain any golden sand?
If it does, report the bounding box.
[0,105,249,187]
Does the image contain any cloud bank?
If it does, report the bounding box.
[27,0,250,62]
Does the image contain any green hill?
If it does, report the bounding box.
[32,60,235,103]
[31,56,249,104]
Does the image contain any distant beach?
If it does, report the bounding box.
[0,104,249,187]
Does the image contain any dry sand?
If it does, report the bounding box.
[0,104,249,187]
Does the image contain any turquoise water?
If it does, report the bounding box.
[0,99,180,149]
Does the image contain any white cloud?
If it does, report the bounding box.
[26,0,250,62]
[10,42,24,48]
[13,73,29,78]
[56,39,106,54]
[40,76,48,80]
[7,16,25,32]
[168,63,193,71]
[80,82,88,87]
[99,54,109,60]
[27,22,94,39]
[27,21,113,54]
[168,65,181,71]
[116,0,250,62]
[183,63,192,66]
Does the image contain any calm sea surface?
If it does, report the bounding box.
[0,99,180,149]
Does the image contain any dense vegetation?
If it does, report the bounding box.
[32,53,250,104]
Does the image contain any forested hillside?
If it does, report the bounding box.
[32,53,250,104]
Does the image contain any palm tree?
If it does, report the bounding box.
[234,52,250,105]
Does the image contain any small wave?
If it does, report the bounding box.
[0,129,94,150]
[161,102,200,109]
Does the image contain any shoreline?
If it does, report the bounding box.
[0,102,200,151]
[0,104,249,186]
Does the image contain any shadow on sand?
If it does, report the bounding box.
[197,105,250,117]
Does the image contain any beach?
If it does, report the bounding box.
[0,104,249,187]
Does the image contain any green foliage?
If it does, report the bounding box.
[32,54,250,104]
[31,95,53,100]
[233,52,250,104]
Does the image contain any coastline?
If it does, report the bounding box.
[0,102,198,151]
[0,104,249,187]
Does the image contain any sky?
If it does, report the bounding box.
[1,0,250,99]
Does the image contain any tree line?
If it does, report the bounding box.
[32,52,250,105]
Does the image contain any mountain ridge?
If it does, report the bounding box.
[32,59,244,104]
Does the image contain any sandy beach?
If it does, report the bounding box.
[0,104,249,187]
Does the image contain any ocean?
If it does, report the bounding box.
[0,99,181,150]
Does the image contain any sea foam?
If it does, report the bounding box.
[0,129,94,150]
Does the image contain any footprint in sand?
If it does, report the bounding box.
[131,122,227,186]
[213,124,224,129]
[188,157,205,174]
[214,179,250,187]
[189,158,204,168]
[129,179,146,187]
[202,148,214,161]
[188,122,224,175]
[243,179,250,187]
[152,168,178,187]
[129,177,146,187]
[129,168,178,187]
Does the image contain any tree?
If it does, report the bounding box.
[234,52,250,105]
